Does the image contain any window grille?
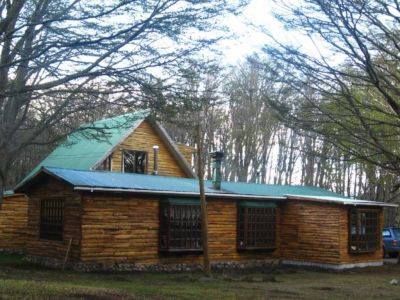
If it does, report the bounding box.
[237,206,276,250]
[159,201,202,252]
[349,209,380,253]
[40,199,64,241]
[122,150,147,174]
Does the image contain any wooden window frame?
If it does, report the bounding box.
[237,206,276,250]
[122,150,147,174]
[39,198,64,241]
[96,155,112,171]
[159,201,202,253]
[348,208,380,254]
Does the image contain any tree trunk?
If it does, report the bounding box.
[197,124,211,276]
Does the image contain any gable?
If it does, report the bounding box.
[109,120,190,178]
[16,110,195,190]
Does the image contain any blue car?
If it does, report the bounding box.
[383,227,400,258]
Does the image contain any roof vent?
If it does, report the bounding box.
[152,145,159,175]
[210,151,224,190]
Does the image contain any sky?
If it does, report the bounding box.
[220,0,286,64]
[220,0,330,65]
[220,0,274,63]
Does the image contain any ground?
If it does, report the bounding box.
[0,255,400,299]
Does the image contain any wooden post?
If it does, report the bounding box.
[63,238,73,271]
[197,124,211,276]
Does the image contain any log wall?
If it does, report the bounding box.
[280,201,383,265]
[25,176,82,262]
[110,120,188,178]
[280,202,342,264]
[80,194,280,265]
[0,194,28,250]
[23,177,383,267]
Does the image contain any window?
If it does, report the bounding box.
[349,209,380,253]
[237,202,277,250]
[391,228,400,239]
[40,199,64,241]
[122,150,147,174]
[159,199,202,252]
[383,230,391,238]
[96,155,112,171]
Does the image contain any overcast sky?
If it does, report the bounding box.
[220,0,328,65]
[220,0,283,64]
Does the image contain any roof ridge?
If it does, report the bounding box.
[79,109,150,129]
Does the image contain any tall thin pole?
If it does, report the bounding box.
[197,123,211,276]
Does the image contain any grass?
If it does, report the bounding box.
[0,254,400,299]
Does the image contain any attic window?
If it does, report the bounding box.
[122,150,147,174]
[349,209,380,254]
[237,202,277,250]
[96,155,112,171]
[159,199,202,252]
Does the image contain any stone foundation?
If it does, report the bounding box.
[25,255,386,272]
[0,248,25,255]
[281,259,383,270]
[25,255,280,273]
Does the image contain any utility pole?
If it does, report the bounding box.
[197,123,211,276]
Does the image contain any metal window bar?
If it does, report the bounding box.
[159,204,202,251]
[40,199,64,241]
[237,206,276,250]
[349,209,379,253]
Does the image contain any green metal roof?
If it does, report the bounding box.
[18,166,347,199]
[16,167,395,207]
[17,110,149,188]
[215,181,346,198]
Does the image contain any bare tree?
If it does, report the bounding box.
[224,58,280,182]
[0,0,247,193]
[264,0,400,178]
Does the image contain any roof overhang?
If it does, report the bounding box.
[15,166,73,193]
[74,186,286,201]
[17,167,398,208]
[285,194,397,207]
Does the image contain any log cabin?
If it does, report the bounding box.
[10,110,396,270]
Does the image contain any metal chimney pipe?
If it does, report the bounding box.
[153,145,159,175]
[210,151,224,190]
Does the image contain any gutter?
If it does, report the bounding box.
[285,195,397,208]
[74,186,286,201]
